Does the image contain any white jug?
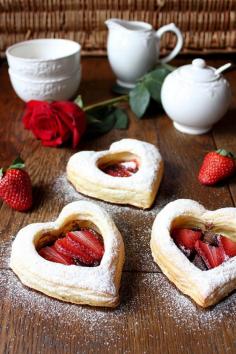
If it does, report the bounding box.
[105,18,183,88]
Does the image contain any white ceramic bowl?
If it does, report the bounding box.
[6,39,81,80]
[9,68,81,102]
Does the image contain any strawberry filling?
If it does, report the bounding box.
[39,246,74,265]
[195,240,226,269]
[38,228,104,267]
[172,228,202,250]
[171,226,235,270]
[68,230,104,260]
[54,237,95,265]
[101,160,138,177]
[219,235,236,257]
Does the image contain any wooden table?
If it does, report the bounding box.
[0,57,236,354]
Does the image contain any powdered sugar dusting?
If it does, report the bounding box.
[2,270,236,339]
[2,173,236,347]
[142,273,236,329]
[52,172,172,211]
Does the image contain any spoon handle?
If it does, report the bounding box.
[215,63,232,75]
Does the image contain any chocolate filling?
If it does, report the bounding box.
[171,226,229,271]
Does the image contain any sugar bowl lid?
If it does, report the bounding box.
[177,58,231,83]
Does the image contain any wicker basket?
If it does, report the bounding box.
[0,0,235,57]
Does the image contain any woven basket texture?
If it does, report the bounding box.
[0,0,235,57]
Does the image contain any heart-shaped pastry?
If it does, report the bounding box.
[67,138,163,209]
[10,201,125,307]
[151,199,236,307]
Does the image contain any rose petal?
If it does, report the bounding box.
[41,135,64,147]
[52,101,86,147]
[22,100,86,148]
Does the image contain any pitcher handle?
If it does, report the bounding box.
[155,23,183,64]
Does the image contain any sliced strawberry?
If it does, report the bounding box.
[195,240,226,269]
[68,229,104,260]
[104,166,131,177]
[54,237,95,265]
[172,228,202,250]
[101,160,138,177]
[39,246,74,265]
[220,235,236,257]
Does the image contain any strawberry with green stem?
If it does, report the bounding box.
[198,149,236,186]
[0,157,32,211]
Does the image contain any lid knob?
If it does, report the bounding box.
[192,58,206,69]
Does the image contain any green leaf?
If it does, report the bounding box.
[129,84,150,119]
[162,63,176,72]
[143,78,162,102]
[87,105,113,119]
[86,115,101,125]
[138,65,175,104]
[74,95,84,108]
[85,109,117,138]
[114,108,129,129]
[143,66,172,84]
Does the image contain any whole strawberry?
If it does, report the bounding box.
[198,149,236,186]
[0,157,32,211]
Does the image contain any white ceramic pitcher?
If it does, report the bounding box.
[105,19,183,88]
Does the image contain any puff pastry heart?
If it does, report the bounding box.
[67,138,163,209]
[10,201,125,307]
[151,199,236,307]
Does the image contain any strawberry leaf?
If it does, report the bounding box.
[8,157,25,170]
[216,149,235,159]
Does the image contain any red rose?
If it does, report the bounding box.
[22,100,86,148]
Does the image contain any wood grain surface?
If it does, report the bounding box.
[0,57,236,354]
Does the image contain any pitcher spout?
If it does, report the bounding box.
[105,18,153,33]
[105,18,125,30]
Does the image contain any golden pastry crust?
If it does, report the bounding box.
[67,139,163,209]
[151,199,236,307]
[10,201,125,308]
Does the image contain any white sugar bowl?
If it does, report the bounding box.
[161,59,231,135]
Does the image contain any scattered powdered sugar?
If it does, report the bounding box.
[52,175,236,323]
[2,270,154,349]
[2,172,236,348]
[142,273,236,330]
[52,172,173,211]
[2,269,236,342]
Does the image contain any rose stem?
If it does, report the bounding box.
[83,95,128,112]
